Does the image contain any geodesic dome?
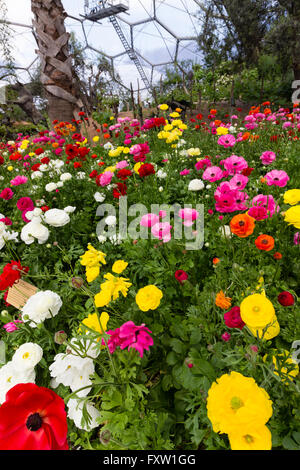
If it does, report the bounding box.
[2,0,204,96]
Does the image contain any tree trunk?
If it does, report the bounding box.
[31,0,82,123]
[11,82,45,124]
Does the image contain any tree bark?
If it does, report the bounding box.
[31,0,82,123]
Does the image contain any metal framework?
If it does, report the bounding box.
[1,0,205,95]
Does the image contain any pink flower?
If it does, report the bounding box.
[0,217,12,226]
[223,155,248,175]
[221,332,231,342]
[294,232,300,245]
[151,222,172,243]
[251,194,279,217]
[99,171,114,187]
[265,170,290,187]
[3,320,23,332]
[10,175,28,186]
[140,213,160,228]
[202,166,223,182]
[178,208,199,227]
[217,134,236,148]
[247,206,268,221]
[224,306,245,330]
[180,169,190,176]
[229,174,248,190]
[175,270,188,284]
[0,188,14,201]
[260,151,276,165]
[116,160,129,170]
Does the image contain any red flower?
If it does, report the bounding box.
[224,306,245,330]
[138,163,155,178]
[35,148,45,156]
[41,205,50,212]
[278,291,295,307]
[89,170,98,179]
[196,113,203,120]
[31,163,41,172]
[0,260,29,291]
[0,383,68,450]
[78,147,90,159]
[175,270,188,284]
[0,156,4,165]
[117,169,132,181]
[113,183,127,199]
[65,144,78,158]
[41,157,50,165]
[241,167,254,177]
[74,162,82,169]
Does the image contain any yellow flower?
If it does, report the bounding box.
[228,425,272,450]
[112,260,128,274]
[159,104,169,111]
[101,273,132,301]
[269,350,299,382]
[247,317,280,341]
[187,148,201,157]
[20,139,30,150]
[240,294,275,328]
[170,112,180,118]
[93,136,100,143]
[283,189,300,206]
[104,165,116,173]
[80,244,106,282]
[79,312,110,338]
[284,205,300,229]
[206,371,273,435]
[134,162,142,174]
[216,126,229,136]
[94,289,112,308]
[7,166,13,172]
[110,116,115,120]
[136,285,163,312]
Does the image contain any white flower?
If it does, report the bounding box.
[21,290,62,327]
[45,182,57,192]
[31,171,43,179]
[188,179,205,191]
[76,172,86,180]
[12,343,43,371]
[43,209,70,227]
[94,192,106,203]
[0,361,35,404]
[109,233,122,245]
[64,206,76,214]
[105,215,117,227]
[21,220,49,245]
[56,181,64,188]
[60,172,72,182]
[104,142,114,150]
[67,399,100,431]
[159,186,163,192]
[98,235,107,243]
[0,226,19,249]
[157,169,167,179]
[39,164,49,172]
[49,353,94,397]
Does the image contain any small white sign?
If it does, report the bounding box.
[0,341,5,364]
[0,80,8,105]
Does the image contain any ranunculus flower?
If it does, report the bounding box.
[224,306,245,330]
[10,175,28,186]
[260,151,276,165]
[17,197,34,213]
[178,208,199,227]
[0,188,14,200]
[202,166,223,182]
[140,213,160,228]
[43,209,70,227]
[0,383,68,450]
[265,170,290,187]
[278,291,295,307]
[175,270,188,284]
[217,134,236,148]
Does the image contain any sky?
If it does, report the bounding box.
[3,0,203,92]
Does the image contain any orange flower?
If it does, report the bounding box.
[242,132,250,141]
[230,214,256,238]
[215,290,232,309]
[255,235,275,252]
[213,258,220,265]
[52,142,59,149]
[250,135,260,141]
[210,109,217,115]
[261,177,267,184]
[214,120,222,127]
[103,133,110,139]
[273,252,282,260]
[264,108,272,115]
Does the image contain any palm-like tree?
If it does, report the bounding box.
[31,0,82,123]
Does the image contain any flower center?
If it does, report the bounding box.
[26,413,43,432]
[239,221,245,227]
[22,352,30,359]
[253,306,260,313]
[230,396,244,410]
[244,434,254,444]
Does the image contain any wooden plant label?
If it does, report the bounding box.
[6,280,38,309]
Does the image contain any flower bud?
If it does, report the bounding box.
[54,330,67,345]
[71,277,84,289]
[99,430,111,446]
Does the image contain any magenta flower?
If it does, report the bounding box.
[3,320,23,332]
[265,170,290,187]
[104,322,153,358]
[260,151,276,165]
[180,169,190,176]
[10,175,28,186]
[217,134,236,148]
[294,232,300,245]
[195,158,211,171]
[0,188,14,201]
[221,332,231,342]
[16,197,34,213]
[248,206,268,221]
[224,307,245,330]
[202,166,223,182]
[0,217,12,226]
[229,174,248,190]
[251,194,279,217]
[175,270,188,284]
